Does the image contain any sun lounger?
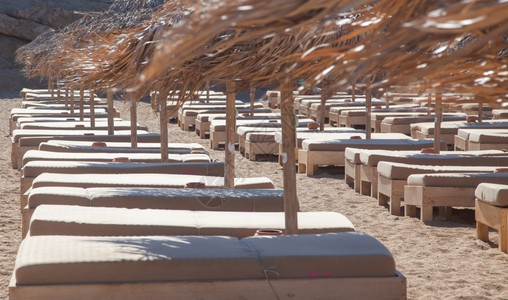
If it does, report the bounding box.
[209,118,314,150]
[22,173,275,208]
[194,108,272,138]
[492,109,508,120]
[404,171,508,222]
[178,102,263,131]
[21,187,285,232]
[454,128,508,151]
[377,162,498,215]
[12,116,121,134]
[381,115,467,135]
[18,120,145,131]
[10,108,114,134]
[467,129,508,151]
[309,99,383,121]
[38,140,207,154]
[475,183,508,253]
[21,150,210,170]
[411,120,508,149]
[358,149,507,199]
[27,205,354,238]
[11,129,153,169]
[10,233,406,300]
[20,160,224,196]
[298,96,373,117]
[297,135,434,176]
[26,186,284,212]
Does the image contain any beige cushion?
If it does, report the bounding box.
[22,150,210,166]
[360,150,508,167]
[475,183,508,206]
[12,129,145,143]
[377,162,498,180]
[383,115,465,125]
[242,232,395,278]
[20,120,144,131]
[469,131,508,143]
[407,172,508,187]
[22,161,224,178]
[41,140,206,152]
[303,137,432,152]
[246,132,276,143]
[492,109,508,119]
[274,128,362,146]
[413,120,508,135]
[345,148,363,164]
[29,206,354,237]
[14,232,395,285]
[31,173,275,190]
[18,133,162,147]
[28,187,283,211]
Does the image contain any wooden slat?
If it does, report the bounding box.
[281,80,299,234]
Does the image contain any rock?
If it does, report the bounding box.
[9,5,81,29]
[0,13,50,41]
[0,0,113,93]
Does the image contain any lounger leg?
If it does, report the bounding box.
[200,129,206,139]
[406,205,417,218]
[249,154,256,161]
[421,205,433,222]
[500,211,507,253]
[306,164,317,176]
[390,197,402,216]
[360,181,371,196]
[378,193,389,206]
[476,221,489,243]
[298,163,306,174]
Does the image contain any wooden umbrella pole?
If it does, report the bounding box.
[64,86,69,107]
[249,86,255,115]
[159,90,169,163]
[224,81,236,189]
[56,79,61,104]
[433,92,442,154]
[352,82,356,102]
[107,89,114,135]
[478,101,483,123]
[89,90,95,129]
[79,86,84,121]
[70,85,75,114]
[319,85,327,131]
[48,76,53,98]
[427,93,432,116]
[365,86,372,139]
[130,94,138,148]
[206,79,211,103]
[281,79,298,235]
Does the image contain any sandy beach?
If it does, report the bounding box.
[1,95,507,299]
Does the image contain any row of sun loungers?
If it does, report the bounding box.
[9,88,407,299]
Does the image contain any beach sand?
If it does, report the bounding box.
[1,96,507,299]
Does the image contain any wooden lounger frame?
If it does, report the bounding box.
[344,158,361,193]
[244,140,279,161]
[404,186,476,222]
[380,123,411,135]
[468,141,508,151]
[475,199,508,254]
[412,131,455,149]
[339,114,365,129]
[377,174,405,216]
[297,149,345,176]
[453,135,468,151]
[10,271,406,300]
